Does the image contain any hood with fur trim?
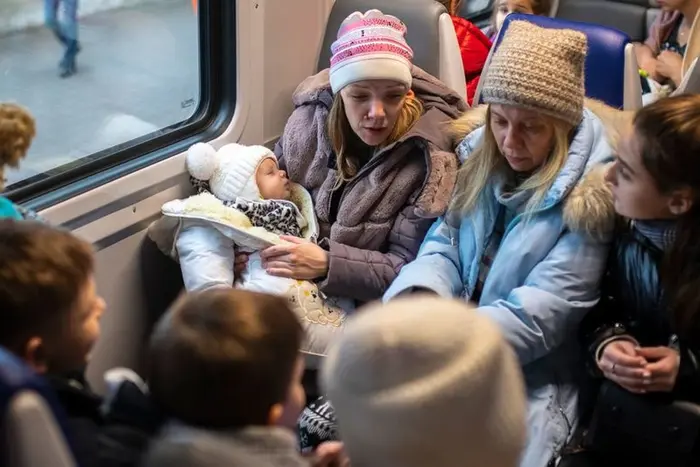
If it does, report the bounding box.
[449,98,622,240]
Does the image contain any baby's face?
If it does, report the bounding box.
[256,158,291,200]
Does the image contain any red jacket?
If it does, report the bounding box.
[451,16,492,105]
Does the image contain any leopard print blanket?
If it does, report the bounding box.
[192,177,304,238]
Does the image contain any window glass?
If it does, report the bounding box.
[0,0,200,189]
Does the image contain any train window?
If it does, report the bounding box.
[1,0,236,206]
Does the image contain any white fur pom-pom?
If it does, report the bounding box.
[186,142,218,180]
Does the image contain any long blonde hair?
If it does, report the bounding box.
[327,92,423,187]
[446,105,573,226]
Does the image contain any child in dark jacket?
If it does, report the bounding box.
[0,220,162,467]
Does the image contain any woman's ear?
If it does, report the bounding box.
[668,187,694,216]
[23,336,49,374]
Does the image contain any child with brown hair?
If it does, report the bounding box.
[0,103,38,220]
[143,289,310,467]
[0,220,163,467]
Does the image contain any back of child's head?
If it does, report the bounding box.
[322,296,527,467]
[147,289,304,430]
[0,220,95,361]
[0,103,36,191]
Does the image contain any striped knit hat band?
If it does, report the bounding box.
[329,10,414,93]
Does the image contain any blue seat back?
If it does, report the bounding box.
[0,347,75,467]
[488,13,631,109]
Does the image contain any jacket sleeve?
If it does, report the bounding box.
[675,342,700,395]
[451,16,491,105]
[273,101,333,193]
[382,217,464,300]
[478,230,609,366]
[577,283,636,377]
[317,204,436,302]
[175,221,235,291]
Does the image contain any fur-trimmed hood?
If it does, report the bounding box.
[449,99,624,240]
[288,66,468,218]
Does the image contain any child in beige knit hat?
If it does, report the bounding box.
[322,296,527,467]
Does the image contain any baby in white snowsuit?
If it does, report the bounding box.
[176,143,307,291]
[151,142,352,359]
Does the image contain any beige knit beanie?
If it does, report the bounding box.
[481,20,587,127]
[321,297,527,467]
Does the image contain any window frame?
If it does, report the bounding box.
[7,0,237,211]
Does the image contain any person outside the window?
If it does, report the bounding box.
[45,0,80,78]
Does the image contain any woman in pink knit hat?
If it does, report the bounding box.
[247,11,466,330]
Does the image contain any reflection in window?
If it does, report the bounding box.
[0,0,200,188]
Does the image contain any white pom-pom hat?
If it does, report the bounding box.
[186,142,276,201]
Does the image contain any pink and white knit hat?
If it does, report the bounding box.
[329,10,414,93]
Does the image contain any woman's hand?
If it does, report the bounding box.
[233,251,249,278]
[641,58,661,83]
[636,346,681,393]
[598,340,650,393]
[260,236,329,280]
[656,50,683,86]
[309,442,351,467]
